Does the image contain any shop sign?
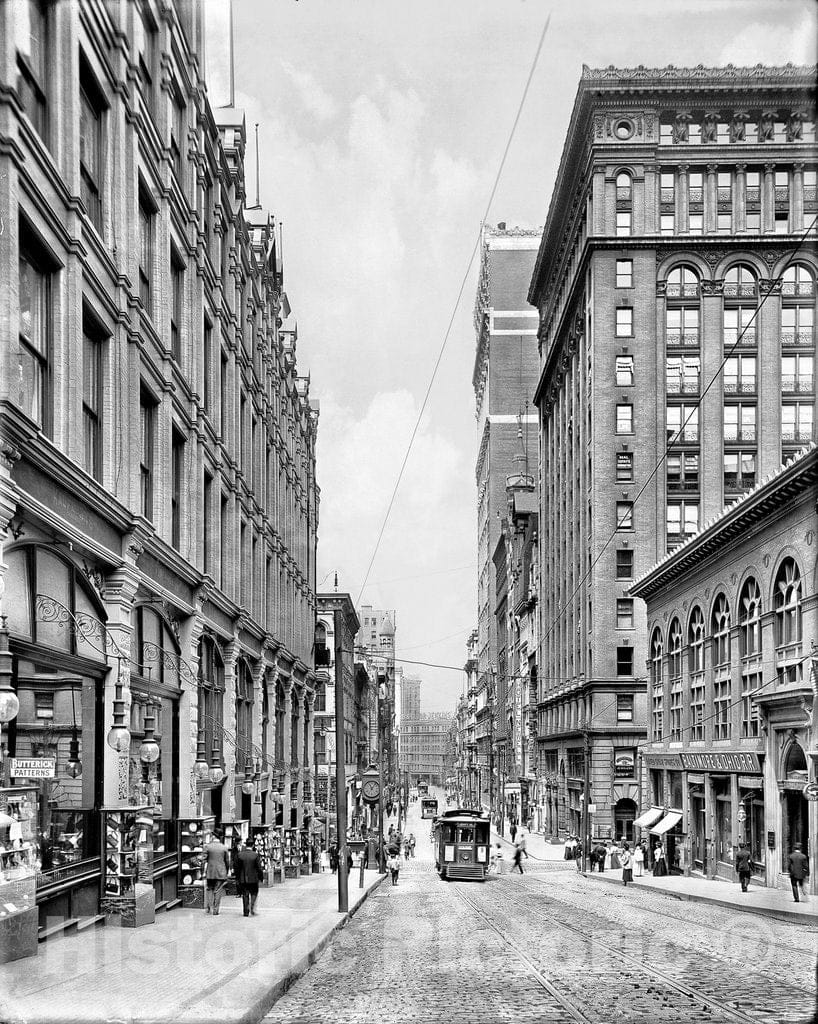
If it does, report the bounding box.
[614,750,636,778]
[11,757,55,779]
[642,752,683,769]
[680,751,760,773]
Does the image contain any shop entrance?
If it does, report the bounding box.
[782,791,809,867]
[690,793,706,872]
[613,798,636,843]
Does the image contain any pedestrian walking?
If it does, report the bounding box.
[329,843,338,874]
[388,851,400,886]
[788,843,809,902]
[633,841,645,877]
[409,833,416,858]
[509,820,517,844]
[575,838,583,872]
[653,841,667,877]
[511,839,524,874]
[734,842,752,893]
[403,836,410,861]
[494,842,504,875]
[518,831,529,859]
[594,841,606,872]
[621,842,633,886]
[235,837,263,917]
[203,831,230,916]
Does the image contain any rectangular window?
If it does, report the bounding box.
[781,354,814,393]
[724,450,756,493]
[35,691,53,719]
[615,355,634,386]
[724,306,756,348]
[723,404,756,442]
[79,57,105,231]
[170,83,185,184]
[723,355,756,394]
[660,171,675,201]
[616,211,631,237]
[171,429,185,549]
[16,0,48,137]
[615,307,633,337]
[615,548,634,580]
[741,672,761,738]
[220,494,229,591]
[615,404,633,434]
[781,402,814,442]
[666,404,699,444]
[688,213,703,234]
[660,214,674,235]
[139,389,156,520]
[203,316,212,412]
[616,259,632,288]
[666,452,699,492]
[616,694,634,722]
[717,212,732,233]
[615,501,633,531]
[616,598,634,629]
[666,355,700,394]
[746,210,761,232]
[203,470,213,574]
[774,212,789,235]
[18,241,50,430]
[139,189,153,314]
[139,3,157,118]
[666,306,699,346]
[714,675,731,740]
[82,320,103,481]
[170,248,184,362]
[666,501,699,543]
[745,170,761,202]
[615,452,633,482]
[220,350,229,437]
[616,646,634,675]
[781,304,814,346]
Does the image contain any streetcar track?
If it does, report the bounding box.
[454,881,767,1024]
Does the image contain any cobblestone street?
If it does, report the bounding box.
[262,813,817,1024]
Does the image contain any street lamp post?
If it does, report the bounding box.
[333,610,349,913]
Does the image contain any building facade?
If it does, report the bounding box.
[0,0,318,940]
[402,712,455,787]
[631,445,816,889]
[358,605,398,789]
[473,224,540,816]
[530,64,817,841]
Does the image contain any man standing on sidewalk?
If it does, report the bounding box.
[734,842,752,893]
[788,843,810,902]
[204,831,230,916]
[236,837,263,917]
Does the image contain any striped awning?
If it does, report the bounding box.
[651,811,683,835]
[633,806,664,829]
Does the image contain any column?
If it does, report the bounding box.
[222,634,239,819]
[250,658,267,824]
[792,163,804,232]
[705,164,718,233]
[678,163,689,233]
[281,674,293,828]
[179,586,209,816]
[763,163,776,233]
[735,164,747,234]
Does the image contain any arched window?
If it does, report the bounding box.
[784,741,808,781]
[131,605,180,689]
[274,682,285,763]
[666,265,700,299]
[739,578,762,658]
[616,171,632,201]
[712,594,731,666]
[650,628,663,685]
[198,635,224,768]
[668,619,683,740]
[688,607,705,673]
[782,263,815,298]
[616,172,632,236]
[314,680,326,713]
[235,658,254,772]
[650,627,663,741]
[290,689,300,768]
[774,558,802,647]
[724,263,758,298]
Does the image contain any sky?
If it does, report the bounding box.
[207,0,817,713]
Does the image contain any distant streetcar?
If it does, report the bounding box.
[420,797,439,819]
[431,809,490,881]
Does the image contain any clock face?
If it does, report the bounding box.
[362,780,380,801]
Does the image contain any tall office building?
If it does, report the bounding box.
[530,64,817,841]
[473,224,540,812]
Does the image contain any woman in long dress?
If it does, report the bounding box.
[653,841,667,877]
[633,841,645,877]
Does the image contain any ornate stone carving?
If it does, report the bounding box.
[806,530,814,545]
[761,250,780,269]
[81,560,105,596]
[763,553,771,567]
[701,279,724,296]
[700,250,721,269]
[581,63,815,82]
[729,112,749,143]
[701,113,718,143]
[656,280,667,297]
[758,112,776,142]
[672,112,692,144]
[786,111,805,142]
[760,278,783,295]
[0,442,22,473]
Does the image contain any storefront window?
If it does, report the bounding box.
[669,771,684,809]
[651,770,664,806]
[714,779,732,863]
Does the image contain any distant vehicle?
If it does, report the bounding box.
[417,781,429,795]
[420,797,439,819]
[431,809,490,881]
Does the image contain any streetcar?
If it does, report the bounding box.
[417,781,429,796]
[420,797,439,819]
[432,809,490,881]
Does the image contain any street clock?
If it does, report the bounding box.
[361,765,380,805]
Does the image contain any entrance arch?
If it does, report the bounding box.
[614,798,637,843]
[781,741,809,869]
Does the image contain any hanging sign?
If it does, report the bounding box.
[11,758,55,779]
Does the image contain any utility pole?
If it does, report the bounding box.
[333,609,348,912]
[581,723,591,874]
[377,676,386,872]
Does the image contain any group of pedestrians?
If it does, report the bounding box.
[489,830,529,875]
[385,828,414,885]
[202,832,263,918]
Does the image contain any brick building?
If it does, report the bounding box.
[402,712,455,787]
[0,0,318,938]
[530,64,817,842]
[473,224,540,816]
[631,445,817,891]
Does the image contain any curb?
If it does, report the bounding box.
[583,869,817,926]
[237,871,388,1024]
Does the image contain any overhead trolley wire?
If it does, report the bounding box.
[354,12,553,606]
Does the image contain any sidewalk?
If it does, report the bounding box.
[583,865,818,925]
[0,868,385,1024]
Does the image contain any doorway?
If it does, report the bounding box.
[613,798,637,843]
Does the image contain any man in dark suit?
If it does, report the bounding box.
[235,837,264,917]
[788,843,810,902]
[734,842,752,892]
[204,831,231,915]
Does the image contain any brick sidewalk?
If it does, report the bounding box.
[0,868,385,1024]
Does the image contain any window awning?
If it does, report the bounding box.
[651,811,683,835]
[633,806,664,829]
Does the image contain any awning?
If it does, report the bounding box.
[651,811,683,835]
[633,806,664,829]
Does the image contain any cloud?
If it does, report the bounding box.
[280,61,339,121]
[718,13,817,66]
